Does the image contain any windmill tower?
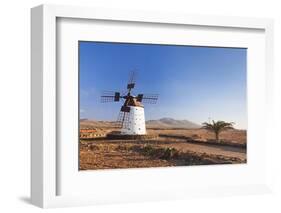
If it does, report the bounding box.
[101,71,158,135]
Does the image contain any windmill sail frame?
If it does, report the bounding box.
[101,71,158,134]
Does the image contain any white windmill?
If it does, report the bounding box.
[101,71,158,135]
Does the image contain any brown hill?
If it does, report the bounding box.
[80,117,200,129]
[146,117,200,129]
[80,119,116,129]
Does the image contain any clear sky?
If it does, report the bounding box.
[79,41,247,129]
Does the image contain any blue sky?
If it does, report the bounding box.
[79,41,247,129]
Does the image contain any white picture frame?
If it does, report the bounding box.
[31,4,274,208]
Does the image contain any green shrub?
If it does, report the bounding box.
[142,144,154,155]
[161,147,179,160]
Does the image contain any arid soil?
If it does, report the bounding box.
[80,141,173,170]
[79,119,246,170]
[79,126,247,170]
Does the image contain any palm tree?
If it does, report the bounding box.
[202,120,234,142]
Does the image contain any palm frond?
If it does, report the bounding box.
[202,120,235,133]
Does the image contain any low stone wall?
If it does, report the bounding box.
[106,133,158,140]
[80,132,106,139]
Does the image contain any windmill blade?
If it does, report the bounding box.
[117,110,130,129]
[127,70,137,89]
[121,105,130,112]
[136,94,143,102]
[128,70,137,84]
[114,92,120,101]
[100,95,115,103]
[100,91,120,103]
[101,90,116,96]
[141,94,159,104]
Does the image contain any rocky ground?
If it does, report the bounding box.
[79,136,246,170]
[79,120,247,170]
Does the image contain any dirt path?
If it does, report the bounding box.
[159,141,246,161]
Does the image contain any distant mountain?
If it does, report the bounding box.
[80,119,115,128]
[146,117,201,129]
[80,117,201,129]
